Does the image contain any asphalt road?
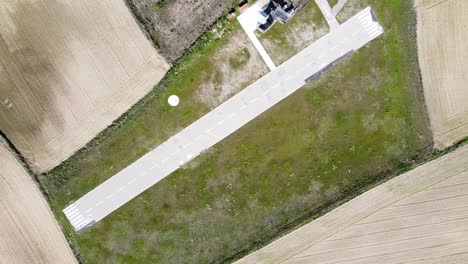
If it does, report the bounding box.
[64,7,383,233]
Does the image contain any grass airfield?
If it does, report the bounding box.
[40,1,432,262]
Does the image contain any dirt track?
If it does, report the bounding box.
[0,142,76,264]
[237,144,468,263]
[417,0,468,148]
[0,0,169,173]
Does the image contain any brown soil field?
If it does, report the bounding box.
[237,143,468,263]
[127,0,240,62]
[0,0,169,173]
[0,141,76,264]
[417,0,468,148]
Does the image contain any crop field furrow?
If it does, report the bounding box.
[0,142,77,263]
[417,0,468,148]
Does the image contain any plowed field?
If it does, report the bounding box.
[0,0,169,173]
[0,142,76,264]
[417,0,468,148]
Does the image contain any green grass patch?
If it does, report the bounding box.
[329,0,339,8]
[154,0,167,12]
[40,1,432,263]
[229,48,251,69]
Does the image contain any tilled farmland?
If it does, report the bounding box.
[417,0,468,148]
[0,141,77,263]
[0,0,169,173]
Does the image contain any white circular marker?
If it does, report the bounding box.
[168,95,180,106]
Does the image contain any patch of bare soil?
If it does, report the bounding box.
[127,0,241,62]
[196,29,269,108]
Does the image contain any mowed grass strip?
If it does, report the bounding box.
[39,1,431,263]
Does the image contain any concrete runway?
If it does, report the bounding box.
[64,7,383,233]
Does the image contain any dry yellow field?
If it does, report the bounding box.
[0,0,169,173]
[238,144,468,263]
[0,142,76,263]
[417,0,468,148]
